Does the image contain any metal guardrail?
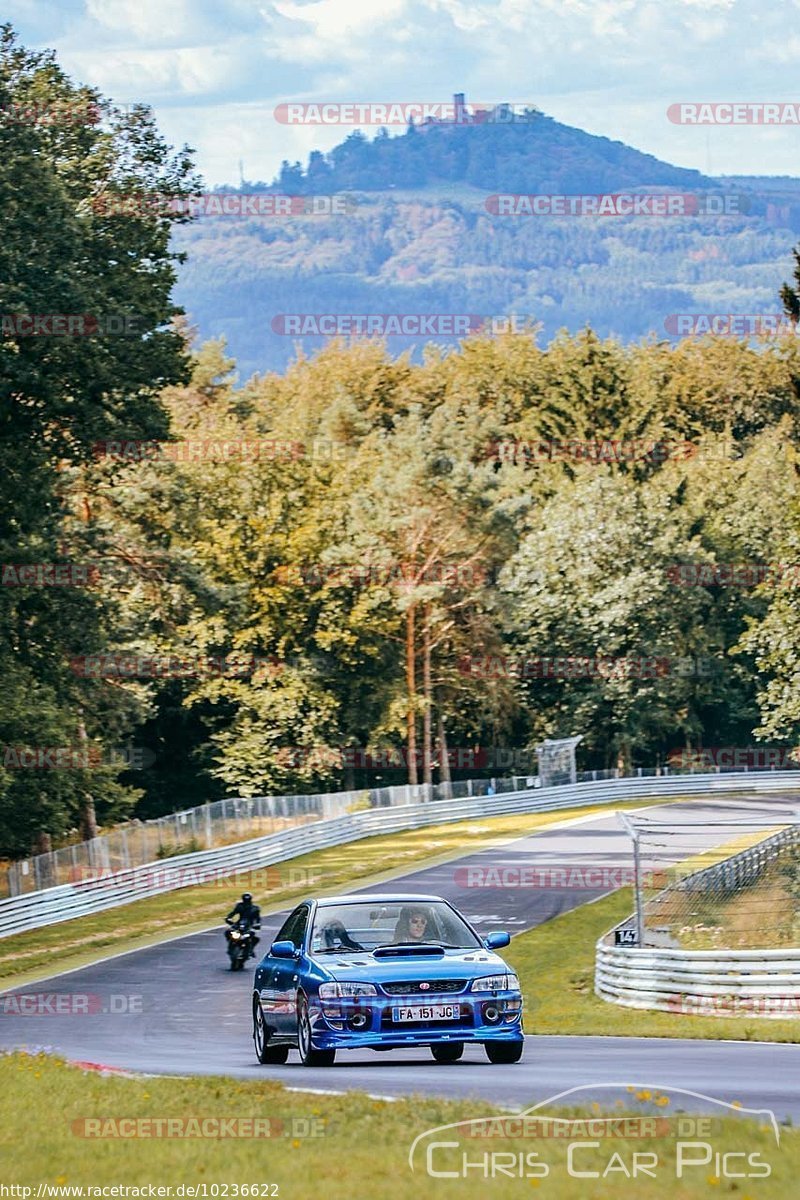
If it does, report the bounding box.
[596,823,800,1018]
[596,942,800,1018]
[671,825,800,898]
[4,775,541,898]
[0,783,573,938]
[2,768,799,940]
[8,761,785,898]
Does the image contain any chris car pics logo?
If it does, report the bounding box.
[408,1084,779,1181]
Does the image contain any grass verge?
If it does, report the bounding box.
[506,889,800,1042]
[1,1051,796,1198]
[0,801,640,988]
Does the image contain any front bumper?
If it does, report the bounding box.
[308,990,524,1049]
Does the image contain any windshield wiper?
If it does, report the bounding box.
[314,945,365,954]
[373,941,462,950]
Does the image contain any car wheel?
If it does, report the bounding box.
[431,1043,464,1064]
[253,1001,289,1065]
[485,1040,523,1064]
[297,996,336,1067]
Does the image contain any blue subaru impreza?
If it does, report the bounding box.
[251,892,524,1066]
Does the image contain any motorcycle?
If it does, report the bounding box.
[225,917,259,971]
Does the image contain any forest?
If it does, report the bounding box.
[4,27,800,855]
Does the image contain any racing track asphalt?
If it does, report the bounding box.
[2,795,800,1118]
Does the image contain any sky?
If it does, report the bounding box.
[6,0,800,186]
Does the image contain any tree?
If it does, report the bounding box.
[780,245,800,327]
[502,470,716,769]
[0,26,198,852]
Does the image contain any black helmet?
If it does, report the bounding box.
[241,892,253,903]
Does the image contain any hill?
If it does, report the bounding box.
[172,109,800,378]
[267,106,712,195]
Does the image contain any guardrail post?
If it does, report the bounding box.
[619,813,645,947]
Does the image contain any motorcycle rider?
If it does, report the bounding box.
[225,892,261,958]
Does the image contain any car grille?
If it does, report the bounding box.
[381,979,467,995]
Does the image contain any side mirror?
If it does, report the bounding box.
[270,940,298,959]
[484,931,511,950]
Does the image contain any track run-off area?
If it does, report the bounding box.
[2,794,800,1117]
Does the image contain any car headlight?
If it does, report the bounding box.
[471,973,520,992]
[318,982,378,999]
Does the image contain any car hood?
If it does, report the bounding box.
[315,947,511,984]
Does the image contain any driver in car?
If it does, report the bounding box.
[393,905,433,943]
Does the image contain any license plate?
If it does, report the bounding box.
[391,1004,459,1022]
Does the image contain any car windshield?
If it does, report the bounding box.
[309,901,482,953]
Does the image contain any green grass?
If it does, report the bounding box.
[0,801,634,988]
[1,1052,796,1198]
[506,889,800,1042]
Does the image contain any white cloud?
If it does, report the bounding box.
[84,0,198,42]
[7,0,800,180]
[269,0,410,61]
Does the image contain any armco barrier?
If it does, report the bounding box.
[596,943,800,1018]
[5,775,538,897]
[596,823,800,1017]
[2,769,800,939]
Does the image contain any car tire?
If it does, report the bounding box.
[485,1040,523,1064]
[431,1043,464,1064]
[253,1001,289,1065]
[297,996,336,1067]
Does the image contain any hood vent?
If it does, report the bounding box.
[372,943,446,958]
